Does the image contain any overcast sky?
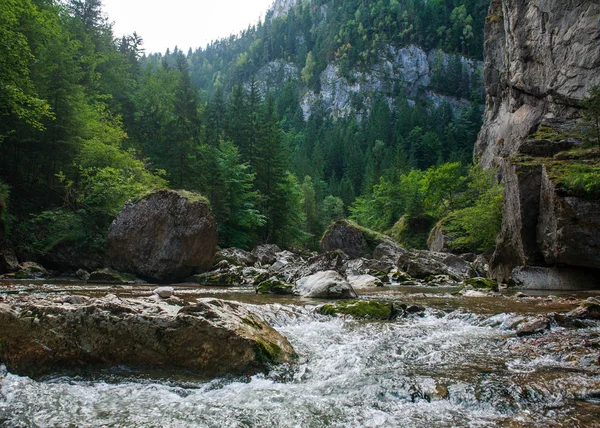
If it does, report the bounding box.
[102,0,275,54]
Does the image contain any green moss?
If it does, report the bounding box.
[319,300,394,320]
[132,189,209,205]
[254,340,282,364]
[391,271,413,283]
[464,278,497,289]
[321,220,388,255]
[241,317,264,330]
[256,278,293,295]
[529,125,568,142]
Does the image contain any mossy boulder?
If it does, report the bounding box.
[391,271,414,283]
[256,278,294,295]
[391,214,435,250]
[14,262,48,279]
[191,269,244,286]
[320,300,395,320]
[108,189,218,283]
[89,268,136,283]
[320,220,388,259]
[463,277,498,290]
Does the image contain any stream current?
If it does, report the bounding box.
[1,285,600,427]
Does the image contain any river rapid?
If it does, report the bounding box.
[1,283,599,427]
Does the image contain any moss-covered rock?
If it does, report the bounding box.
[14,262,48,279]
[391,214,435,250]
[88,268,136,283]
[391,271,414,283]
[191,269,244,286]
[256,278,294,295]
[319,300,394,320]
[320,220,389,259]
[463,277,498,290]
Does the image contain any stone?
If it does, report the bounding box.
[108,190,217,283]
[320,300,394,320]
[397,251,475,281]
[346,274,383,290]
[0,245,18,274]
[294,271,357,299]
[256,278,294,295]
[216,248,258,267]
[509,266,600,290]
[75,269,90,282]
[463,278,498,290]
[0,294,296,378]
[190,268,244,286]
[372,240,405,263]
[320,220,387,259]
[154,287,175,299]
[89,268,135,284]
[252,245,282,266]
[14,262,48,280]
[567,300,600,320]
[516,317,550,337]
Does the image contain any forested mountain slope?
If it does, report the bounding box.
[0,0,497,267]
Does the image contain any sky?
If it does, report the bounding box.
[102,0,275,54]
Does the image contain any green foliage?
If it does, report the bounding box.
[549,160,600,198]
[214,141,265,249]
[391,214,435,250]
[322,195,345,226]
[0,180,9,237]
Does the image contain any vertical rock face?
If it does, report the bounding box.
[475,0,600,170]
[478,0,600,286]
[108,190,218,282]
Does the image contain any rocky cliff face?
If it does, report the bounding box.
[476,0,600,288]
[475,0,600,170]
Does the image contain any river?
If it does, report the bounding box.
[0,283,599,427]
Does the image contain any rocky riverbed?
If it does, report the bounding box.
[1,276,600,427]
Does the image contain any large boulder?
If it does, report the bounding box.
[372,240,405,263]
[397,251,475,281]
[294,271,357,299]
[0,294,296,378]
[108,190,218,283]
[320,220,387,259]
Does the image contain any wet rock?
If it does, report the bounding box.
[216,248,257,267]
[294,271,357,299]
[154,287,175,299]
[190,268,244,286]
[372,240,405,263]
[463,278,498,290]
[0,295,296,378]
[567,300,600,321]
[320,220,387,259]
[14,262,48,279]
[108,190,218,283]
[252,245,281,266]
[319,300,394,320]
[89,268,135,284]
[397,251,475,281]
[256,278,294,295]
[516,317,551,337]
[346,274,382,290]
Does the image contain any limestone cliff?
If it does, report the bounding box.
[476,0,600,288]
[476,0,600,169]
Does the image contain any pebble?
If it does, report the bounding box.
[154,286,175,299]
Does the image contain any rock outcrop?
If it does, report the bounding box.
[397,251,475,281]
[475,0,600,170]
[0,294,296,378]
[476,0,600,287]
[108,190,218,283]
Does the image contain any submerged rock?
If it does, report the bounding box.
[108,190,218,283]
[0,294,296,378]
[294,271,357,299]
[320,300,394,320]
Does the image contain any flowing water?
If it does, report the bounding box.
[1,285,600,427]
